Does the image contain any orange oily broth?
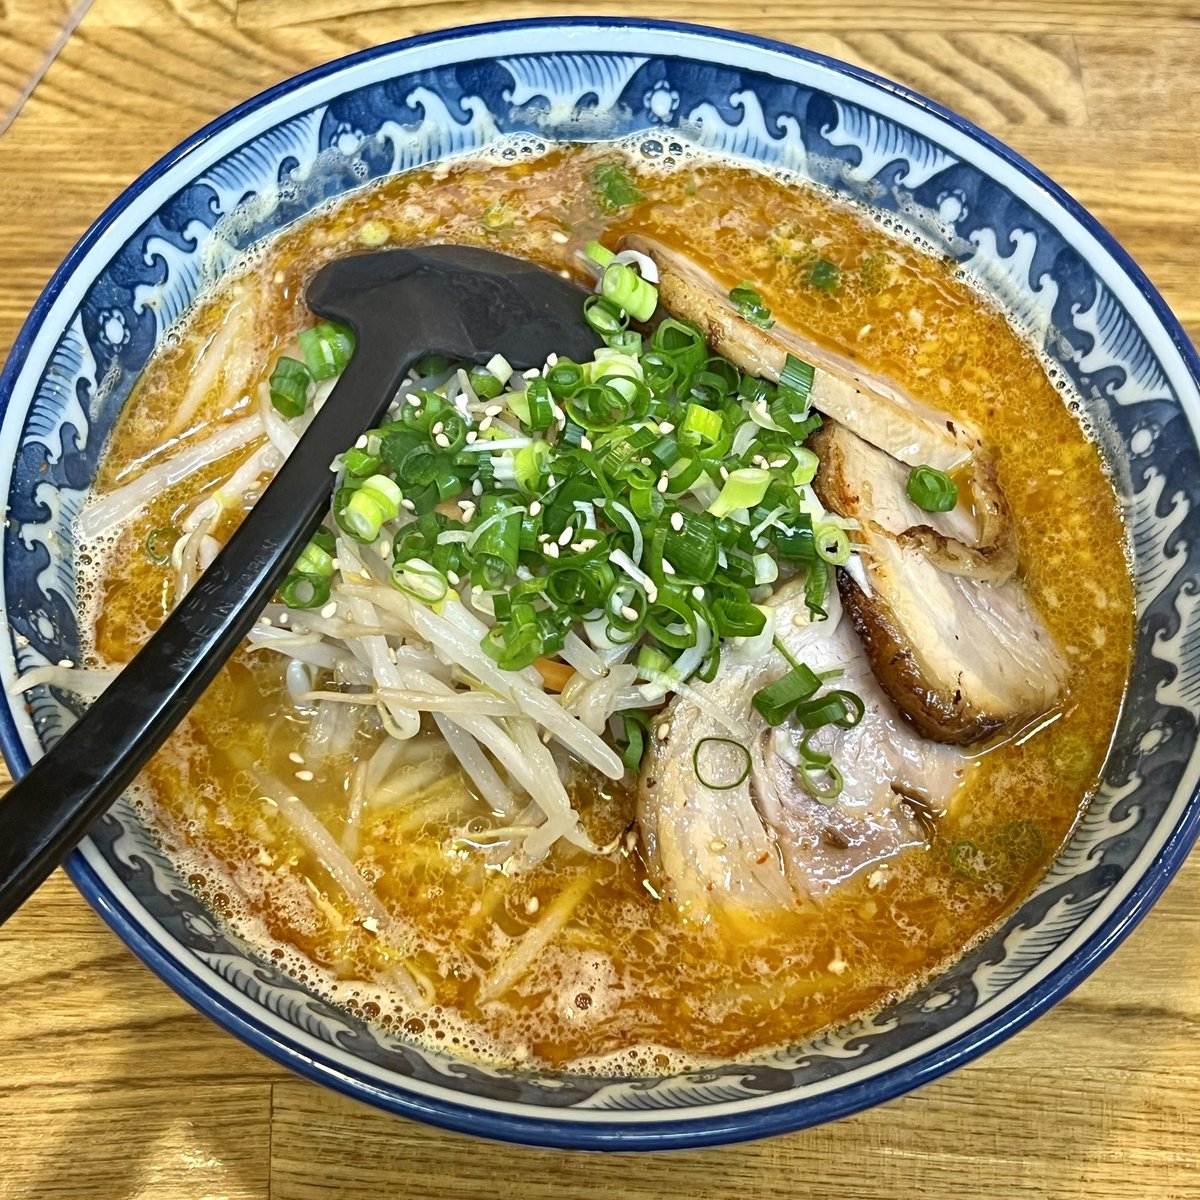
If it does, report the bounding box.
[84,143,1132,1069]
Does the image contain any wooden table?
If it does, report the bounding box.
[2,3,1198,1196]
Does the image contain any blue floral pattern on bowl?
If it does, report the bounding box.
[1,20,1198,1150]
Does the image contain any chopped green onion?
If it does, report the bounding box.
[728,282,775,330]
[713,600,767,638]
[808,258,840,293]
[589,161,644,212]
[663,510,719,580]
[601,262,658,322]
[584,294,628,338]
[776,513,817,562]
[280,572,331,610]
[607,329,643,357]
[620,709,650,770]
[814,522,851,565]
[907,465,958,512]
[792,447,819,485]
[391,558,449,604]
[294,527,336,577]
[752,665,822,725]
[792,689,865,731]
[692,736,752,790]
[340,447,381,479]
[709,467,771,518]
[144,526,178,565]
[679,402,724,448]
[796,754,843,802]
[804,561,829,618]
[546,359,585,398]
[467,364,505,401]
[297,322,355,380]
[585,240,617,270]
[340,474,402,542]
[268,356,312,419]
[779,354,815,402]
[472,494,523,587]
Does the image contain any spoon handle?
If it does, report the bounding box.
[0,344,417,926]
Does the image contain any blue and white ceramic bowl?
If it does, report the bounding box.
[2,19,1198,1150]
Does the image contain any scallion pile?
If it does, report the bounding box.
[270,239,863,796]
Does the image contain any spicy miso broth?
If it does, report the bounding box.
[66,139,1132,1071]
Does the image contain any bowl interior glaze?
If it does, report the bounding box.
[1,19,1198,1150]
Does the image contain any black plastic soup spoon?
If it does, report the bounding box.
[0,244,600,927]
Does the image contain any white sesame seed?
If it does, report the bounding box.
[580,435,593,451]
[406,393,421,407]
[656,721,670,740]
[662,560,676,575]
[552,405,566,423]
[277,612,289,624]
[620,604,639,622]
[432,421,444,435]
[434,433,451,448]
[479,417,493,432]
[466,430,478,443]
[645,581,658,602]
[58,657,74,668]
[538,532,550,543]
[379,539,392,559]
[546,475,557,488]
[656,475,669,493]
[557,526,573,546]
[528,500,542,517]
[400,498,416,512]
[670,511,684,532]
[659,421,675,433]
[258,616,272,627]
[544,541,560,559]
[288,751,305,765]
[550,230,569,244]
[320,601,338,619]
[792,612,807,627]
[331,558,341,570]
[546,353,559,367]
[472,479,483,496]
[692,585,705,601]
[459,501,477,521]
[354,434,368,449]
[295,769,314,782]
[484,403,503,417]
[447,570,461,585]
[771,457,789,468]
[572,539,596,552]
[719,466,729,481]
[523,368,540,379]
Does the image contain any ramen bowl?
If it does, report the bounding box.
[1,19,1198,1150]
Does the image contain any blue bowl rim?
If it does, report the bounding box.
[1,15,1198,1152]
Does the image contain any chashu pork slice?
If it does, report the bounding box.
[623,233,1018,582]
[813,421,1069,744]
[638,579,966,926]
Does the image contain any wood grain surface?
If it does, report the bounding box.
[1,3,1198,1196]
